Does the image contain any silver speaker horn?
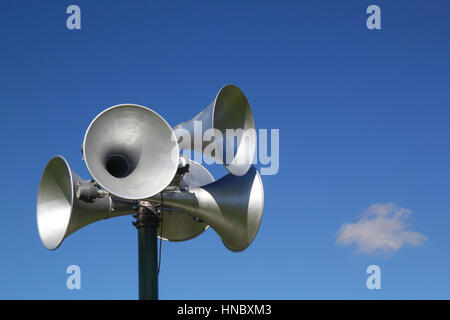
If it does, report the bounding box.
[173,84,256,176]
[37,156,136,250]
[83,104,179,200]
[149,166,264,252]
[157,159,214,242]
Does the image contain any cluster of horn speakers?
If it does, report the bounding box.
[37,84,264,253]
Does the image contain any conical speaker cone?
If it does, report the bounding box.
[83,104,179,200]
[157,160,213,242]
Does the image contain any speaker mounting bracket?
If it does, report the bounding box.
[132,202,160,229]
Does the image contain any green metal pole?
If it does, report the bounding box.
[134,205,160,300]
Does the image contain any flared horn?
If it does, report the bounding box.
[36,156,136,250]
[174,85,256,176]
[149,166,264,252]
[83,104,179,200]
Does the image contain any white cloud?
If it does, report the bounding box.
[336,202,427,255]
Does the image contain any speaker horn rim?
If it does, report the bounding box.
[212,84,256,176]
[82,104,180,200]
[221,166,264,252]
[36,155,74,251]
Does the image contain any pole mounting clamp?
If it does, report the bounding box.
[133,203,160,229]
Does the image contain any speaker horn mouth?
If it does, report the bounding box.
[222,166,264,252]
[36,156,74,250]
[212,84,256,176]
[83,104,179,200]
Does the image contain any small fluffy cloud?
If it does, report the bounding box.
[336,202,427,255]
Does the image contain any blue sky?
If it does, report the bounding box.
[0,0,449,299]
